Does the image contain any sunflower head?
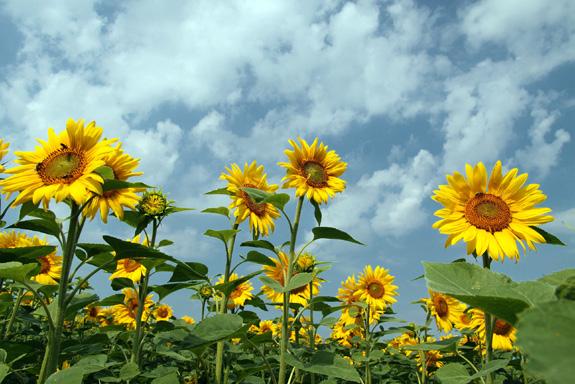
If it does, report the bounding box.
[422,291,467,333]
[109,235,148,283]
[154,304,173,321]
[278,137,347,204]
[295,253,316,273]
[220,161,280,236]
[469,309,516,351]
[0,119,116,208]
[199,284,214,300]
[355,265,398,310]
[181,315,195,325]
[217,273,254,309]
[432,161,554,262]
[138,190,169,217]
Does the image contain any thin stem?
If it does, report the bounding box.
[246,337,278,384]
[457,351,485,384]
[3,288,24,339]
[364,306,372,384]
[64,260,115,307]
[279,196,305,384]
[308,280,316,384]
[215,222,240,384]
[482,254,494,384]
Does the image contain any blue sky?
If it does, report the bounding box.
[0,0,574,324]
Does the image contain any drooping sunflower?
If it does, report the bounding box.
[112,288,154,329]
[469,309,516,351]
[337,275,381,325]
[0,139,9,173]
[0,231,62,285]
[220,161,280,236]
[421,291,467,333]
[262,251,321,306]
[84,145,142,223]
[278,137,347,204]
[154,303,173,321]
[355,265,398,310]
[216,273,254,308]
[109,235,148,283]
[0,119,115,208]
[432,161,553,261]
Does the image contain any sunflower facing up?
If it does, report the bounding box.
[220,161,280,236]
[0,119,116,208]
[469,309,516,351]
[0,139,9,173]
[154,304,174,321]
[432,161,553,261]
[278,137,347,204]
[109,235,148,283]
[84,145,142,223]
[355,265,398,311]
[262,251,321,306]
[216,273,254,309]
[421,291,467,333]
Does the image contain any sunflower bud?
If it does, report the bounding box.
[138,190,168,217]
[199,284,213,300]
[296,253,316,273]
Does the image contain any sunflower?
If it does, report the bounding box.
[84,305,102,323]
[0,119,115,208]
[432,161,553,261]
[469,309,516,351]
[249,320,278,335]
[278,137,347,204]
[421,291,467,333]
[330,319,364,348]
[0,231,62,285]
[109,235,148,283]
[0,139,9,173]
[112,288,154,328]
[388,332,418,356]
[295,252,316,273]
[181,316,195,325]
[138,190,169,217]
[262,251,321,306]
[220,161,280,236]
[154,304,173,321]
[84,145,142,223]
[216,273,254,309]
[355,265,398,310]
[417,349,444,373]
[337,275,381,325]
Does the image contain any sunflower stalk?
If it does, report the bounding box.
[3,288,24,339]
[481,253,494,384]
[215,222,240,384]
[278,196,304,384]
[131,218,158,368]
[38,202,82,384]
[364,306,372,384]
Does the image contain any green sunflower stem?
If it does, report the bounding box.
[3,288,24,339]
[482,253,494,384]
[279,196,304,384]
[38,202,82,384]
[131,218,158,368]
[364,306,372,384]
[309,280,316,384]
[215,222,239,384]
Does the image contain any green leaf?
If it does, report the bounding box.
[168,262,209,282]
[423,262,556,324]
[190,314,243,343]
[403,338,461,353]
[310,199,322,226]
[110,278,134,291]
[0,262,38,282]
[259,276,284,292]
[469,359,509,381]
[538,269,575,286]
[284,273,314,293]
[215,271,261,297]
[0,363,8,383]
[205,187,232,195]
[151,373,179,384]
[119,362,140,380]
[151,283,194,301]
[96,294,124,306]
[102,180,150,192]
[284,351,361,383]
[45,367,85,384]
[0,246,56,263]
[204,229,239,244]
[245,251,275,267]
[242,188,290,210]
[8,219,61,237]
[158,239,174,247]
[202,207,230,217]
[240,240,276,252]
[94,165,115,180]
[66,293,99,319]
[434,363,470,384]
[311,227,363,245]
[516,300,575,384]
[531,226,565,245]
[18,201,39,220]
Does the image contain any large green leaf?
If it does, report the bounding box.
[240,240,276,252]
[204,229,239,244]
[284,273,314,292]
[423,262,556,324]
[516,300,575,384]
[102,180,150,192]
[245,251,275,267]
[201,207,230,217]
[0,246,56,263]
[0,262,38,282]
[168,262,209,282]
[538,269,575,286]
[530,226,565,246]
[9,219,61,237]
[284,351,361,382]
[45,367,84,384]
[311,227,363,245]
[435,363,470,384]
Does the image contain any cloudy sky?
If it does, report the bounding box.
[0,0,574,323]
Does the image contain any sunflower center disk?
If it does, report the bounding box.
[434,297,449,317]
[368,282,385,299]
[123,259,141,273]
[464,193,511,232]
[493,319,512,335]
[38,149,85,184]
[242,185,268,216]
[303,161,328,187]
[39,257,51,274]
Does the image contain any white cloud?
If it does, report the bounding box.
[322,149,437,239]
[514,95,571,178]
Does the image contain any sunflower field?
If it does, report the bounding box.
[0,119,572,384]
